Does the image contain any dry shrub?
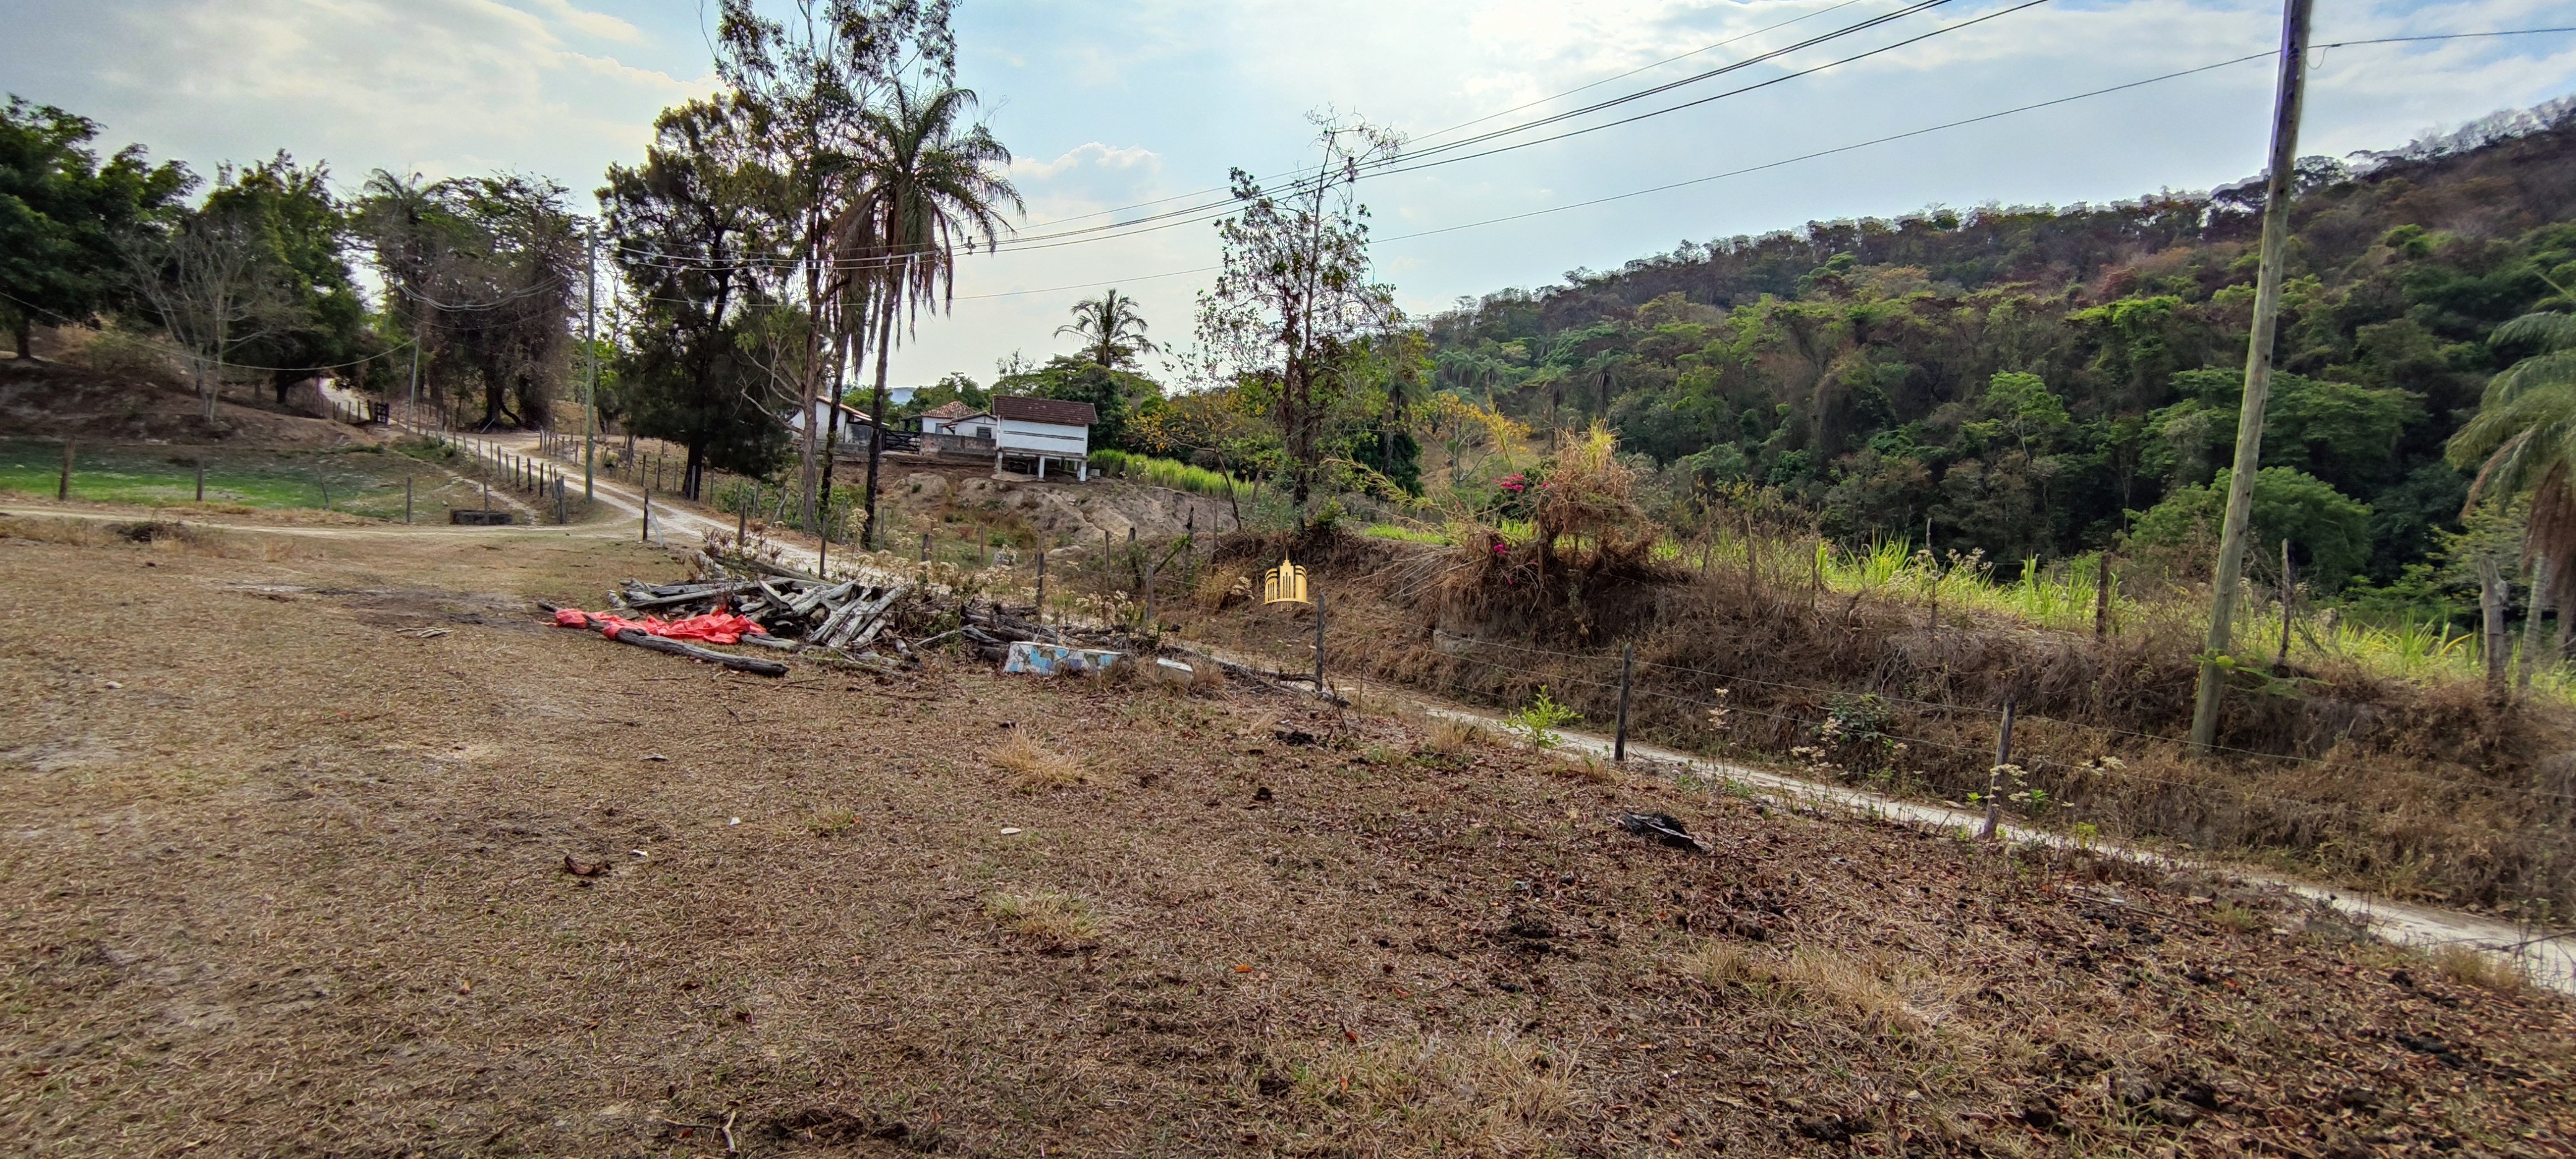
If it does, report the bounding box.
[1194,566,1249,611]
[2430,944,2527,994]
[1261,1031,1577,1156]
[1430,426,1683,643]
[990,734,1086,792]
[1424,716,1484,755]
[981,890,1099,948]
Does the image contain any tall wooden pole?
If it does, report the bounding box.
[2190,0,2313,752]
[581,221,598,501]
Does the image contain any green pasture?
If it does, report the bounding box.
[0,439,507,522]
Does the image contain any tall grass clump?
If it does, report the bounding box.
[1089,449,1245,498]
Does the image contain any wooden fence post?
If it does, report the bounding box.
[642,487,651,542]
[404,475,414,524]
[1979,697,2017,841]
[1614,641,1634,763]
[58,441,72,500]
[1036,548,1047,623]
[2275,539,2295,669]
[1314,590,1328,698]
[195,457,206,503]
[2522,557,2552,696]
[2094,553,2112,640]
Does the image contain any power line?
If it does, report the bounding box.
[914,24,2576,300]
[604,0,2008,273]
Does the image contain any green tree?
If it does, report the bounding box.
[2131,466,2374,586]
[198,154,375,402]
[2447,310,2576,595]
[1194,114,1401,508]
[836,81,1020,547]
[1055,287,1154,370]
[0,97,191,358]
[603,95,788,496]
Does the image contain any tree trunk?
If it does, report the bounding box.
[863,290,896,551]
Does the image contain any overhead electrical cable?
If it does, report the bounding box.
[610,0,2009,273]
[927,25,2576,300]
[602,22,2576,280]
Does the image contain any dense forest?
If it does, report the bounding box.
[1417,98,2576,610]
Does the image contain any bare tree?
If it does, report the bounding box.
[123,207,294,423]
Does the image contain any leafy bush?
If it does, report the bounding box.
[1502,687,1580,750]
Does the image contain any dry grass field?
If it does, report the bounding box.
[1,511,2571,1157]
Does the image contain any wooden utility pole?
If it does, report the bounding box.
[581,221,598,501]
[2190,0,2313,752]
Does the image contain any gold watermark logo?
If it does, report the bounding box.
[1263,557,1309,605]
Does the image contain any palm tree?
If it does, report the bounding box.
[2447,311,2576,602]
[833,82,1021,549]
[1056,288,1154,369]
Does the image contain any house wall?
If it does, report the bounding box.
[994,417,1087,457]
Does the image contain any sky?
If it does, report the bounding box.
[7,0,2576,387]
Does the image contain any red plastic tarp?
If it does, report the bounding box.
[552,607,768,645]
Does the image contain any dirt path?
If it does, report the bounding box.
[1177,653,2576,999]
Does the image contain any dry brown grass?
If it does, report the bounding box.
[982,890,1100,948]
[1562,753,1623,785]
[1260,1031,1577,1156]
[2,523,2571,1158]
[2433,943,2531,994]
[991,732,1087,792]
[1424,716,1484,755]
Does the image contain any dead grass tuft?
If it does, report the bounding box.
[2209,902,2265,933]
[806,809,857,837]
[2430,944,2528,994]
[1687,944,1961,1034]
[982,890,1099,948]
[1424,716,1484,755]
[1562,754,1622,785]
[1677,940,1758,986]
[990,733,1086,792]
[1264,1031,1577,1156]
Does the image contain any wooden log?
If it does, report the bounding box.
[607,627,789,676]
[827,583,909,648]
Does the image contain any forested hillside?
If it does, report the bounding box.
[1425,99,2576,601]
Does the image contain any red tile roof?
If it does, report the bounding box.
[992,395,1097,427]
[921,401,983,421]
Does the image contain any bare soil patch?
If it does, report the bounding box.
[1,526,2569,1157]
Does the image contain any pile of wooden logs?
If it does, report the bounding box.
[957,604,1064,662]
[607,557,910,655]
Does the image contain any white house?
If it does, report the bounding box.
[919,400,994,440]
[785,399,873,440]
[988,396,1095,480]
